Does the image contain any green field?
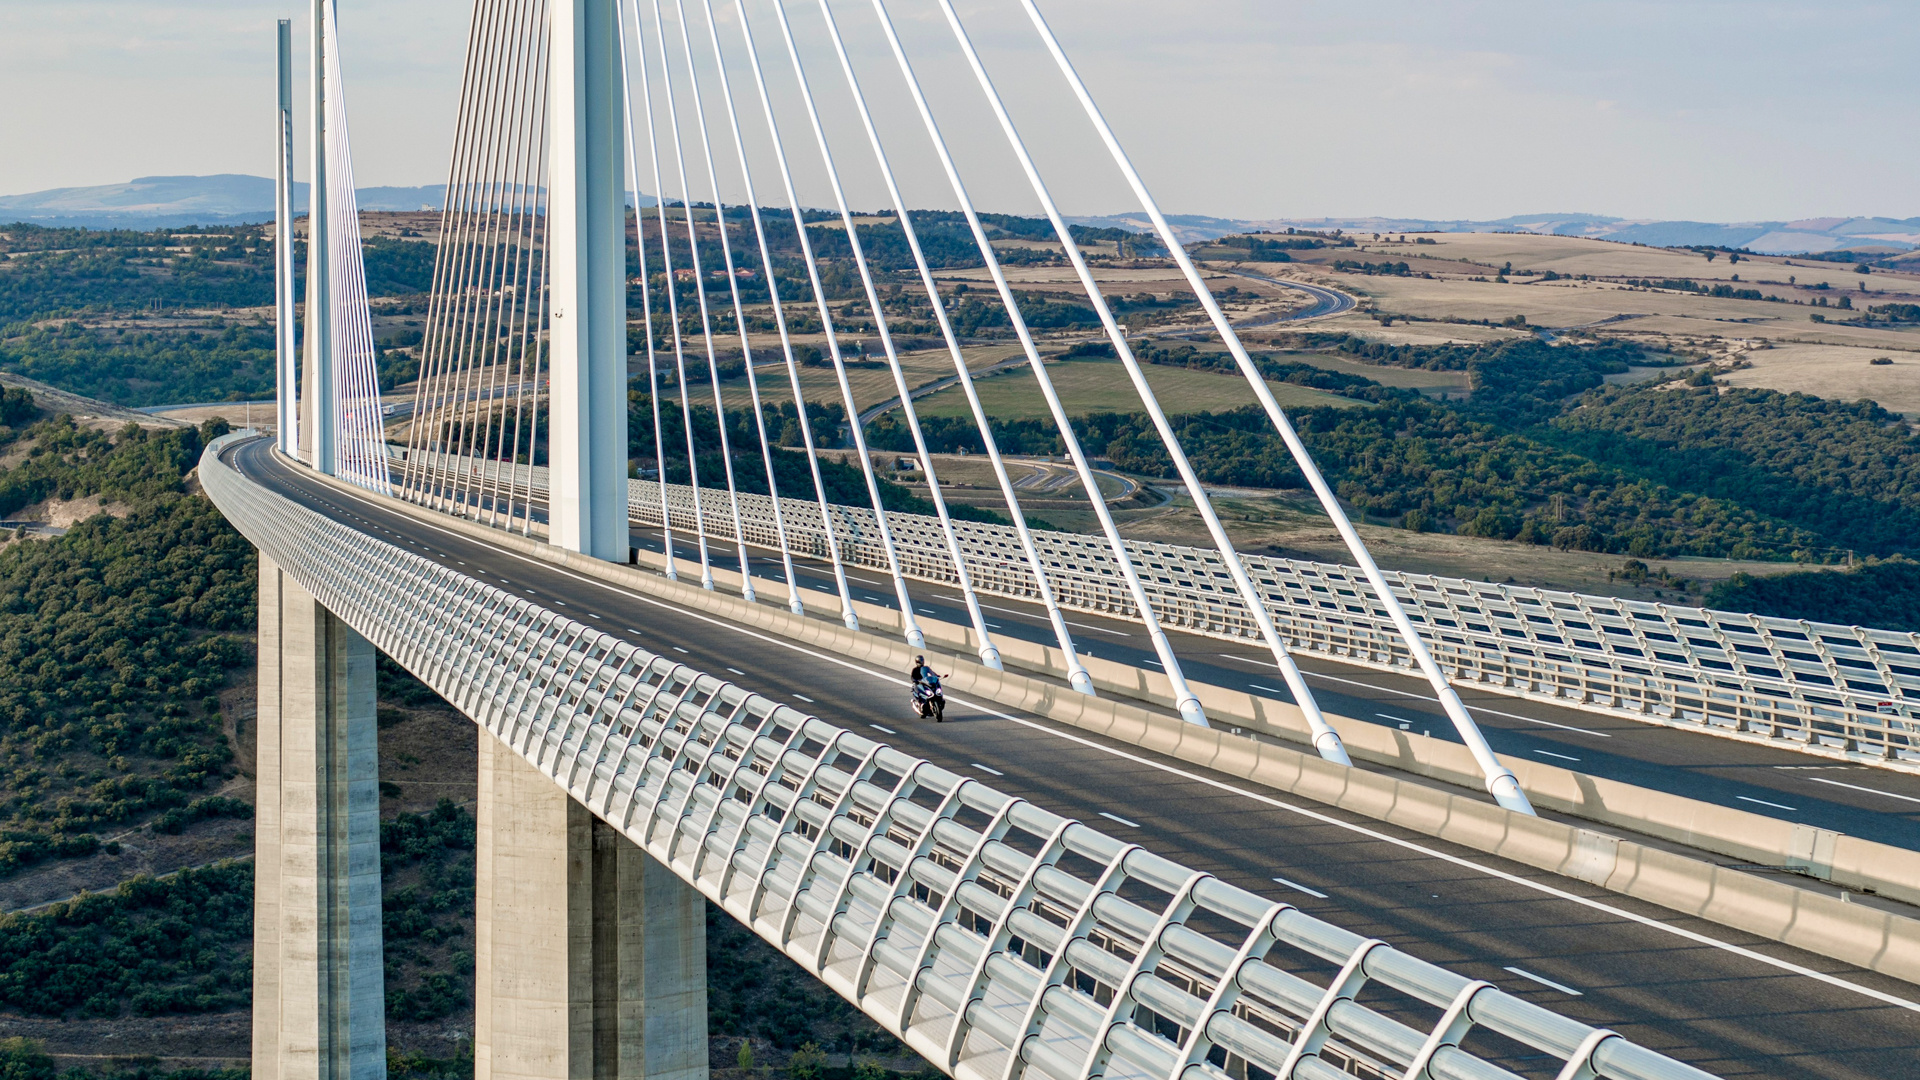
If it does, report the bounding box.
[912,356,1364,420]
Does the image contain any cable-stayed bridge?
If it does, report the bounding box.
[227,3,1920,1080]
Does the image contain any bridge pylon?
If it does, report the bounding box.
[300,0,334,474]
[547,0,631,562]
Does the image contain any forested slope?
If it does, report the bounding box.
[0,224,434,406]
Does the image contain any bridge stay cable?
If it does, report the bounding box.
[807,0,1102,687]
[850,1,1204,726]
[479,0,550,528]
[318,0,389,494]
[616,0,682,581]
[650,0,756,599]
[499,18,552,538]
[1009,0,1528,807]
[400,0,510,511]
[730,0,926,648]
[850,1,1107,698]
[404,0,555,534]
[497,0,552,537]
[470,0,540,529]
[458,0,538,525]
[754,0,931,650]
[634,1,719,590]
[434,0,514,517]
[916,0,1343,752]
[671,0,808,615]
[769,0,1005,671]
[695,0,862,627]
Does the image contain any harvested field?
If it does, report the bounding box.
[912,355,1363,420]
[1718,341,1920,415]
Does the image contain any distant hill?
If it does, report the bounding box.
[0,174,684,230]
[1067,210,1920,255]
[7,176,1914,256]
[0,174,448,228]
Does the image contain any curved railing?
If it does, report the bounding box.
[405,452,1920,769]
[207,436,1721,1080]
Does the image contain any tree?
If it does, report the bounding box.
[0,1039,55,1080]
[786,1044,826,1080]
[0,388,32,428]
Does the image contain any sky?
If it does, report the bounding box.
[1,0,1916,223]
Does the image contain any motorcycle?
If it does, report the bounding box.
[911,671,946,722]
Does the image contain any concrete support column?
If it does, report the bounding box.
[253,553,386,1080]
[476,731,706,1080]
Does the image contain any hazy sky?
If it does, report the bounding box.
[2,0,1915,222]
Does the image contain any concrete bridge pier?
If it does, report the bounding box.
[476,732,708,1080]
[253,553,387,1080]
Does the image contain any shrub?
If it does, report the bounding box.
[786,1044,826,1080]
[0,1038,55,1080]
[0,862,253,1017]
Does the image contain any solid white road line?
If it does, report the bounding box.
[1533,749,1580,762]
[794,694,815,703]
[1272,875,1328,899]
[304,475,1920,1014]
[938,595,1129,634]
[1244,661,1614,737]
[727,667,746,675]
[1504,967,1582,996]
[971,763,1005,776]
[1738,795,1797,812]
[1098,812,1141,828]
[870,724,896,735]
[1806,776,1920,805]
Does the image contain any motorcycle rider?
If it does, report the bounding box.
[908,654,945,720]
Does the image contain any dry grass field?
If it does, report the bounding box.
[932,262,1313,329]
[1122,491,1806,604]
[688,341,1028,416]
[1716,341,1920,414]
[1213,231,1920,413]
[924,478,1793,606]
[912,355,1364,420]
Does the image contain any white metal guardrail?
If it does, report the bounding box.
[210,438,1722,1080]
[405,452,1920,769]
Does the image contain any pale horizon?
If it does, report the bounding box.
[0,1,1915,224]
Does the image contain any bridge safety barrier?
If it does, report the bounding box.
[402,452,1920,770]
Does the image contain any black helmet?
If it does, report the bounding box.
[915,655,925,664]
